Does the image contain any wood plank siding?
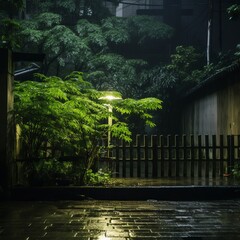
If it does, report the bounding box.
[181,61,240,135]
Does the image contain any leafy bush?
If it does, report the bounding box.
[14,72,162,186]
[232,164,240,178]
[26,159,73,186]
[84,169,111,186]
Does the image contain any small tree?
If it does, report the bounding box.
[14,72,162,183]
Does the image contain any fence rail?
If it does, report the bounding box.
[104,135,240,178]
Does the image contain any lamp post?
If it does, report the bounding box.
[99,91,122,158]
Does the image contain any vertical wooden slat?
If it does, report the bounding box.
[205,135,210,178]
[232,135,235,170]
[160,135,165,177]
[115,139,120,177]
[175,135,180,177]
[219,135,224,176]
[137,135,141,177]
[212,135,217,178]
[190,135,195,178]
[152,135,158,178]
[144,135,149,178]
[238,135,240,163]
[122,140,126,177]
[129,141,134,177]
[198,135,202,178]
[227,135,234,175]
[183,135,187,177]
[168,135,172,177]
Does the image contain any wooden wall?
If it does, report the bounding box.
[181,68,240,135]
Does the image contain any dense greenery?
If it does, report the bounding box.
[14,72,162,184]
[2,0,240,185]
[18,14,173,77]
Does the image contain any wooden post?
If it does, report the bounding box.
[115,139,120,177]
[160,135,165,177]
[129,141,134,177]
[219,135,224,176]
[227,135,234,175]
[152,135,158,178]
[168,135,172,177]
[198,135,202,177]
[0,48,15,192]
[175,135,180,177]
[205,135,210,178]
[137,135,141,178]
[183,135,187,177]
[122,141,126,177]
[212,135,217,178]
[144,135,149,178]
[190,135,195,178]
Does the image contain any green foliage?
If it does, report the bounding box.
[227,4,240,20]
[18,11,174,77]
[84,169,111,186]
[15,72,103,159]
[235,44,240,57]
[101,16,173,46]
[166,46,201,81]
[87,53,149,98]
[0,0,24,49]
[232,164,240,178]
[128,16,174,44]
[163,45,226,93]
[76,19,107,51]
[19,13,91,75]
[0,18,21,49]
[28,159,73,186]
[35,12,62,28]
[140,66,176,100]
[14,72,162,184]
[101,17,130,44]
[26,0,117,22]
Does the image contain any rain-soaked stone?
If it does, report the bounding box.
[0,200,240,239]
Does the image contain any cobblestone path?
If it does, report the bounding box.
[1,200,240,239]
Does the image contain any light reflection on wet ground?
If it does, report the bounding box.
[1,200,240,239]
[107,177,240,186]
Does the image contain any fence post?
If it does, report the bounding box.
[122,140,126,177]
[130,140,134,177]
[168,135,172,177]
[212,135,216,178]
[175,135,180,177]
[227,135,234,175]
[190,135,195,178]
[183,135,187,177]
[205,135,210,178]
[144,135,149,178]
[198,135,202,178]
[115,139,120,177]
[219,135,224,176]
[152,135,158,178]
[136,135,141,177]
[160,135,165,177]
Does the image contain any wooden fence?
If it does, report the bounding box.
[101,135,240,178]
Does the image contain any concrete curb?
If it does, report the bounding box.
[9,185,240,201]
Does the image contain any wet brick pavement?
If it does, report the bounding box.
[1,200,240,240]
